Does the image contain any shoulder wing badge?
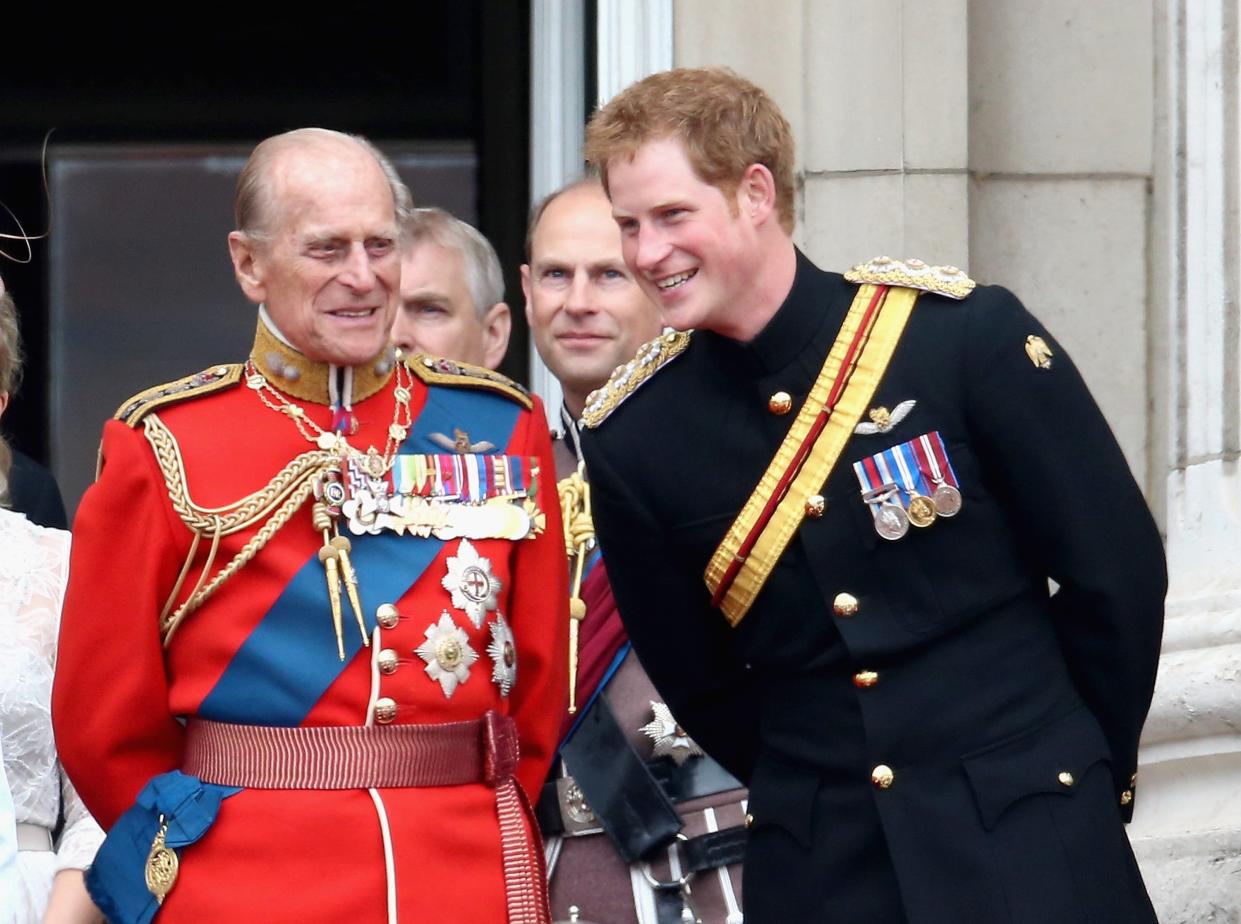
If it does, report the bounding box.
[407,353,533,410]
[845,256,976,300]
[114,363,243,427]
[581,329,692,429]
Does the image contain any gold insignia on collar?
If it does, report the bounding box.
[854,399,916,435]
[1025,335,1054,370]
[844,256,976,300]
[581,329,692,429]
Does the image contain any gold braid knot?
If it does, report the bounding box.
[144,415,337,643]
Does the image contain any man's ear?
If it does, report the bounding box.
[228,231,267,305]
[520,264,533,326]
[481,302,512,371]
[736,163,777,227]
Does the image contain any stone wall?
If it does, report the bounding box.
[673,0,1241,919]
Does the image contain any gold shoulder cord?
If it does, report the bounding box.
[557,465,594,714]
[144,414,336,644]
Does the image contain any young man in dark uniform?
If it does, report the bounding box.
[579,67,1165,924]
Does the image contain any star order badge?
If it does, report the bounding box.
[486,613,518,697]
[442,539,502,628]
[640,701,705,766]
[415,611,478,698]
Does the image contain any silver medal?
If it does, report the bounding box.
[874,502,910,540]
[932,482,963,517]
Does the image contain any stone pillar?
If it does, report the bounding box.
[1128,1,1241,918]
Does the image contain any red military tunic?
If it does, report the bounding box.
[53,323,568,922]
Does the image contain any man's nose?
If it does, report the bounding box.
[632,226,670,273]
[338,244,378,292]
[564,271,594,314]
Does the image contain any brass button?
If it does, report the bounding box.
[377,648,399,674]
[833,592,859,617]
[744,813,754,829]
[853,670,879,689]
[1057,771,1074,788]
[768,391,793,415]
[374,697,398,724]
[871,764,894,790]
[805,494,826,518]
[1120,789,1133,806]
[1130,771,1138,787]
[376,603,400,630]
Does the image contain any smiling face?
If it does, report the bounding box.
[394,239,508,369]
[522,183,663,415]
[228,140,401,366]
[606,137,763,337]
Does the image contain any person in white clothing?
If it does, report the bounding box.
[0,276,104,924]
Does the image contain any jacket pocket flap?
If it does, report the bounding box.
[747,760,819,849]
[962,707,1112,831]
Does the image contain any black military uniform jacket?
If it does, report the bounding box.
[580,251,1165,924]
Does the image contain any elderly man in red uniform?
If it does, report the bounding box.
[53,128,566,924]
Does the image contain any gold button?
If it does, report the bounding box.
[376,603,400,630]
[1057,771,1074,788]
[871,765,894,789]
[833,592,859,617]
[768,391,793,415]
[853,670,879,689]
[377,648,399,674]
[374,697,398,724]
[1120,789,1133,806]
[1130,771,1138,787]
[805,494,826,518]
[744,813,754,828]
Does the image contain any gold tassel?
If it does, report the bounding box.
[331,534,369,646]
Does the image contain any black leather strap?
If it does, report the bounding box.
[680,826,748,874]
[559,693,682,862]
[648,752,742,804]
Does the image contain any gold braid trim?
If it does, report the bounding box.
[143,414,336,643]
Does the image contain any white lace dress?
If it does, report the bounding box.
[0,508,104,922]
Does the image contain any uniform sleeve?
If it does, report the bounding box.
[505,397,570,798]
[582,430,762,783]
[52,419,189,829]
[963,287,1165,819]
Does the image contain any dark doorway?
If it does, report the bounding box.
[0,3,531,512]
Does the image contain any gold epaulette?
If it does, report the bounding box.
[844,256,976,300]
[113,364,244,428]
[406,353,533,410]
[581,329,692,430]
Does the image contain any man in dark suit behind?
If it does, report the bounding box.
[579,67,1165,924]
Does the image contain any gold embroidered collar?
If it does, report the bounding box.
[249,316,395,406]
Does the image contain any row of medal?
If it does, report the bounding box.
[853,430,963,541]
[317,453,538,541]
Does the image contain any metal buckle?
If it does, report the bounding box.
[556,775,604,836]
[640,834,701,923]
